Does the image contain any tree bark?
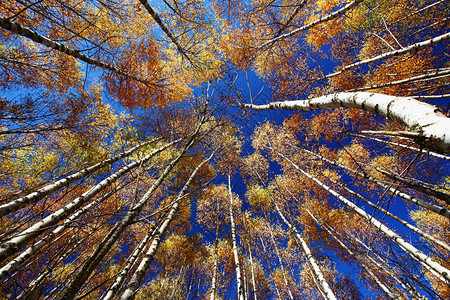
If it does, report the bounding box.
[373,166,450,203]
[0,183,128,280]
[277,151,450,285]
[324,32,450,79]
[120,152,214,299]
[138,0,192,63]
[17,234,87,299]
[346,68,450,93]
[273,201,337,300]
[210,220,220,300]
[251,164,335,299]
[330,178,450,252]
[349,133,450,161]
[227,174,246,300]
[0,17,161,86]
[247,243,258,300]
[259,235,282,299]
[268,228,294,300]
[101,224,159,300]
[0,139,174,262]
[0,143,165,263]
[54,133,199,300]
[244,92,450,154]
[299,146,450,218]
[304,208,398,299]
[257,0,363,50]
[0,138,165,218]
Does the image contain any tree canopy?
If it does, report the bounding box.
[0,0,449,298]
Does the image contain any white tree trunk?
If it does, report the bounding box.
[323,32,450,79]
[300,146,450,218]
[210,211,219,300]
[210,200,221,300]
[373,165,450,203]
[120,152,215,300]
[101,225,158,300]
[285,185,426,298]
[227,174,246,300]
[347,68,450,92]
[277,151,450,285]
[55,132,201,300]
[0,17,158,86]
[247,244,258,300]
[257,0,363,49]
[258,235,282,299]
[137,0,192,62]
[350,133,450,161]
[0,140,174,263]
[209,232,219,300]
[244,92,450,153]
[304,208,397,299]
[273,201,337,300]
[251,165,335,299]
[331,178,450,252]
[0,185,124,280]
[353,237,425,299]
[268,228,294,300]
[0,138,165,218]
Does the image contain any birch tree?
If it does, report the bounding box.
[1,0,449,298]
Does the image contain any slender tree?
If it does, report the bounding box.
[1,0,449,298]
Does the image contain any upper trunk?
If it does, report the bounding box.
[244,92,450,154]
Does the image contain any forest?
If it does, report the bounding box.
[0,0,449,299]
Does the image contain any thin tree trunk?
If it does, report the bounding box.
[323,32,450,79]
[274,0,307,37]
[101,223,159,300]
[242,258,248,300]
[120,152,215,299]
[284,185,425,299]
[258,0,363,50]
[373,165,450,203]
[352,236,426,299]
[273,201,337,300]
[390,0,445,24]
[346,68,450,93]
[361,241,425,299]
[330,178,450,252]
[0,17,160,86]
[0,125,70,135]
[259,235,282,299]
[299,146,450,218]
[349,133,450,161]
[0,138,165,218]
[277,151,450,284]
[210,220,220,300]
[0,145,161,263]
[42,236,97,300]
[0,140,173,263]
[356,223,446,297]
[243,92,450,154]
[251,165,335,299]
[138,0,192,63]
[17,234,88,299]
[227,173,245,300]
[247,243,258,300]
[308,265,329,299]
[54,133,200,300]
[0,183,128,279]
[305,208,397,299]
[268,228,294,300]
